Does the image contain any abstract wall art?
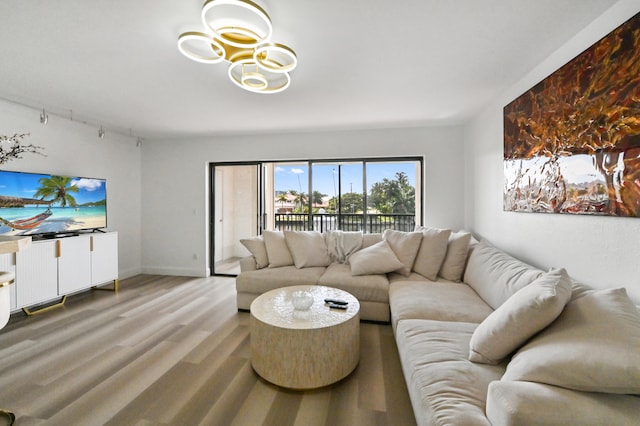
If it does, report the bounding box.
[504,11,640,217]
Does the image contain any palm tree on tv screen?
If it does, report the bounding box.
[35,175,79,207]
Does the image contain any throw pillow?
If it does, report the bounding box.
[349,240,404,276]
[382,230,423,276]
[284,230,331,268]
[438,231,472,281]
[262,230,294,268]
[469,267,572,364]
[239,236,269,269]
[412,227,452,280]
[502,288,640,394]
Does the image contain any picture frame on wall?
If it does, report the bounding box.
[503,11,640,217]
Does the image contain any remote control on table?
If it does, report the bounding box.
[327,302,348,310]
[324,298,348,305]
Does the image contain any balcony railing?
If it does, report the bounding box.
[274,213,416,233]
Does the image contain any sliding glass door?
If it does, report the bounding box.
[210,157,422,276]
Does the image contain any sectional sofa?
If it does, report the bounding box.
[236,228,640,425]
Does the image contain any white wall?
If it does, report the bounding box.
[141,125,465,276]
[0,99,142,279]
[464,0,640,303]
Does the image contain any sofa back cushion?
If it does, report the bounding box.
[412,227,451,280]
[325,230,363,263]
[464,240,543,309]
[284,230,331,268]
[263,230,294,268]
[383,230,423,277]
[240,236,269,269]
[439,231,473,282]
[361,233,383,249]
[438,231,475,282]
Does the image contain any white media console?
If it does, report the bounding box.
[1,231,118,315]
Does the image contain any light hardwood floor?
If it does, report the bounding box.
[0,275,416,425]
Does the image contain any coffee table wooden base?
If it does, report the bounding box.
[250,286,360,390]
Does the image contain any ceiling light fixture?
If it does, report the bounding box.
[40,108,48,125]
[178,0,297,94]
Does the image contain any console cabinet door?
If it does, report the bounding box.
[91,232,118,285]
[16,241,58,307]
[0,253,16,310]
[58,236,92,295]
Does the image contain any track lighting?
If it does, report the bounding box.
[40,108,48,125]
[98,126,105,139]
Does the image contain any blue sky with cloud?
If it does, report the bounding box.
[274,162,417,196]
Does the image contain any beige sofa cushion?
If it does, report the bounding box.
[395,319,505,426]
[240,236,269,269]
[262,230,294,268]
[469,268,572,364]
[503,288,640,394]
[284,230,331,268]
[439,231,472,282]
[412,227,451,280]
[361,233,383,249]
[348,240,404,276]
[325,230,362,263]
[464,240,543,309]
[487,380,640,426]
[389,278,493,331]
[235,265,326,294]
[318,262,389,303]
[382,230,423,276]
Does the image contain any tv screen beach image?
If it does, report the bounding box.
[0,171,106,236]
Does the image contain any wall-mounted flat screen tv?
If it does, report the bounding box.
[0,170,107,238]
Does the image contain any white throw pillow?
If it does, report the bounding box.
[349,240,404,276]
[412,227,452,280]
[439,231,472,281]
[262,230,294,268]
[239,236,269,269]
[382,230,423,276]
[284,230,331,268]
[469,268,572,364]
[502,288,640,394]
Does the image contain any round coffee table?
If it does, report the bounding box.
[250,285,360,390]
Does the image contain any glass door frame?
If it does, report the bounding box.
[210,161,265,276]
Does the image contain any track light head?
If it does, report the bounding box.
[40,108,48,125]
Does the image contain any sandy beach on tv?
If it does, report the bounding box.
[0,207,107,236]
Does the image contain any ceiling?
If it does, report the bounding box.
[0,0,620,140]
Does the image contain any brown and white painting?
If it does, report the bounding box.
[503,11,640,217]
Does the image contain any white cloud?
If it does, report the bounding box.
[275,166,285,173]
[72,178,103,191]
[291,168,305,174]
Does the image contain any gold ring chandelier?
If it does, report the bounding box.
[178,0,297,94]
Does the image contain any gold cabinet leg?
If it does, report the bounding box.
[92,279,119,293]
[22,296,67,316]
[0,408,15,425]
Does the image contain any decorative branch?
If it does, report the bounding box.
[0,133,45,165]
